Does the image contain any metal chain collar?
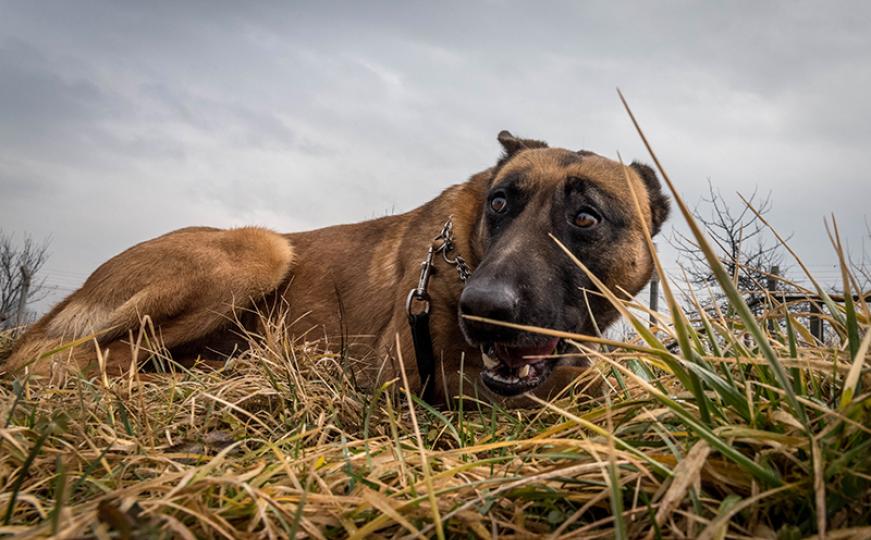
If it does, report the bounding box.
[405,216,472,317]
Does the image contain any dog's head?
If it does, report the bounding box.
[458,131,670,398]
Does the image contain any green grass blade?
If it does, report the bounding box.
[601,356,782,486]
[839,329,871,409]
[3,429,50,525]
[618,89,808,430]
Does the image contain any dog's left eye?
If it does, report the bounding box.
[489,195,508,214]
[573,209,600,229]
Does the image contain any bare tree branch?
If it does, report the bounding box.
[670,182,791,315]
[0,231,50,329]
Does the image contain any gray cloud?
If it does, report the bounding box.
[1,0,869,311]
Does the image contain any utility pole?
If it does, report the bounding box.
[809,302,823,342]
[649,243,659,328]
[766,265,779,333]
[14,265,31,327]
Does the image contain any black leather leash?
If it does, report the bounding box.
[405,217,472,403]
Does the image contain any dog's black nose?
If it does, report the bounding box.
[459,280,520,322]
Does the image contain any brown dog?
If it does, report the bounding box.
[4,131,669,405]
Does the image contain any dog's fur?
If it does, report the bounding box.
[4,132,669,405]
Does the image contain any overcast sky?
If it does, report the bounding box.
[1,1,870,312]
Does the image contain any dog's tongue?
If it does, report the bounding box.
[494,338,559,368]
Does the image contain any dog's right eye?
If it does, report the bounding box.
[489,195,508,214]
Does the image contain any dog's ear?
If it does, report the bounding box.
[630,161,670,236]
[497,130,548,163]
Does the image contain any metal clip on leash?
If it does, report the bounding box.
[405,244,435,318]
[405,216,472,403]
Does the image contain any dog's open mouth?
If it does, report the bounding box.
[480,337,562,396]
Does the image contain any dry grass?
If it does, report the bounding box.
[0,284,869,540]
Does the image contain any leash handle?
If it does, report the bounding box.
[406,248,436,402]
[407,310,436,404]
[405,216,473,404]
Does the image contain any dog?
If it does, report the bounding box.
[3,131,669,405]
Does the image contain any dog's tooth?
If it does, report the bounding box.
[482,353,499,370]
[518,364,530,378]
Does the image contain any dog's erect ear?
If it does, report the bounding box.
[497,130,548,159]
[630,161,670,236]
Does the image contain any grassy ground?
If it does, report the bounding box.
[1,112,869,538]
[2,238,870,539]
[0,281,868,539]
